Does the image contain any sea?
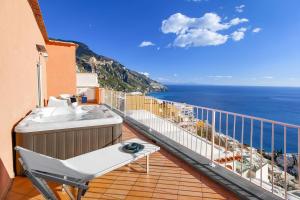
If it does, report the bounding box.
[149,85,300,153]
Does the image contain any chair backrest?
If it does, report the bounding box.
[15,146,87,179]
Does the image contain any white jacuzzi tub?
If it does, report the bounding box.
[15,105,122,133]
[15,105,123,175]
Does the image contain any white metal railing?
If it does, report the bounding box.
[103,88,300,199]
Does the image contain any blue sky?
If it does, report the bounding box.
[40,0,300,86]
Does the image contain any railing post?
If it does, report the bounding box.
[271,123,274,193]
[103,88,106,104]
[218,112,222,162]
[284,126,287,200]
[298,128,300,194]
[124,92,127,118]
[205,110,209,157]
[250,119,253,182]
[149,97,153,132]
[233,115,236,172]
[260,121,263,187]
[102,88,105,104]
[210,110,216,167]
[110,90,113,109]
[241,117,244,176]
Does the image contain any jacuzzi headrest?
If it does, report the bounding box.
[48,96,69,108]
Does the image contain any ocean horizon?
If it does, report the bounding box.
[150,85,300,153]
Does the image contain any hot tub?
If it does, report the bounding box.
[15,105,122,175]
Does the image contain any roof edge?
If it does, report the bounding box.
[46,40,78,47]
[27,0,48,41]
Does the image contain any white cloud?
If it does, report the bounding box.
[208,75,232,79]
[231,31,245,41]
[139,41,155,47]
[166,43,172,48]
[173,73,178,77]
[231,27,247,41]
[139,72,150,77]
[161,13,193,34]
[263,76,273,79]
[238,27,247,32]
[161,13,249,47]
[229,18,249,26]
[252,27,262,33]
[156,77,170,82]
[235,5,245,13]
[174,29,228,47]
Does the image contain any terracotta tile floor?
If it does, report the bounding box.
[6,123,238,200]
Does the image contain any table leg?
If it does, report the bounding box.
[146,155,149,174]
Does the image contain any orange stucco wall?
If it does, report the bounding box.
[46,43,77,98]
[0,0,47,197]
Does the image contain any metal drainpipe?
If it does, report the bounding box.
[37,54,42,108]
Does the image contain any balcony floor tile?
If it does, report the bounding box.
[6,123,238,200]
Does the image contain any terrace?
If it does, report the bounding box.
[6,88,299,200]
[6,123,238,200]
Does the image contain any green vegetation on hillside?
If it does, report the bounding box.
[74,41,167,93]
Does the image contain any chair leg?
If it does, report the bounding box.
[24,170,58,200]
[77,188,83,200]
[81,182,89,196]
[62,185,75,200]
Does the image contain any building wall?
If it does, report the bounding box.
[76,73,99,102]
[76,73,99,87]
[255,164,269,183]
[46,43,77,98]
[0,0,47,198]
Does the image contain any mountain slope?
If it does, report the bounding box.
[73,41,166,93]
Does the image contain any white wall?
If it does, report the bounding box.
[76,73,99,101]
[76,73,99,87]
[255,164,269,183]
